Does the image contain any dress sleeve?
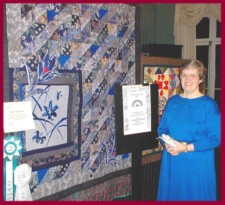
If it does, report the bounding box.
[193,101,221,152]
[157,100,170,137]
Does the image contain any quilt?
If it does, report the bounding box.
[143,64,181,119]
[6,3,136,200]
[142,64,182,156]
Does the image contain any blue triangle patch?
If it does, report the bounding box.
[108,85,115,95]
[47,10,58,22]
[59,55,70,67]
[37,168,48,183]
[91,45,99,57]
[99,9,107,20]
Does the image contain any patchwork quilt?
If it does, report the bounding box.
[6,3,136,200]
[143,65,181,118]
[142,65,181,155]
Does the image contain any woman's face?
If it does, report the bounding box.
[180,67,202,94]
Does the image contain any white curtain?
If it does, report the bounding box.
[174,4,221,59]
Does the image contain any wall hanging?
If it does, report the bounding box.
[5,3,138,200]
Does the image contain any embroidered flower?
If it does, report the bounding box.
[42,100,59,120]
[23,50,59,99]
[32,131,46,144]
[37,51,59,83]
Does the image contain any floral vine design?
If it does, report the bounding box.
[23,50,59,99]
[22,51,67,147]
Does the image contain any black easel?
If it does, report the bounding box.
[115,84,159,200]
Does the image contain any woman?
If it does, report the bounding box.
[157,60,221,201]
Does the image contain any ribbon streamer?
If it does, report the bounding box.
[3,135,23,201]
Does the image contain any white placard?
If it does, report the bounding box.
[4,101,36,133]
[122,85,151,135]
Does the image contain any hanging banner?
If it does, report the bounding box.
[122,85,151,135]
[3,136,23,201]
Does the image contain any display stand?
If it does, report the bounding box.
[115,83,158,154]
[115,83,159,200]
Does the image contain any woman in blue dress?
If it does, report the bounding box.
[157,59,221,201]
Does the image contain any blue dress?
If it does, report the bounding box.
[157,94,221,201]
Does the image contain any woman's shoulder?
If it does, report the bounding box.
[165,94,181,107]
[167,94,181,102]
[200,95,220,113]
[201,95,218,105]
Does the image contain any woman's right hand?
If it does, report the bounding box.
[165,143,179,156]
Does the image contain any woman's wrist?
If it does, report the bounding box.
[182,143,194,153]
[182,142,188,153]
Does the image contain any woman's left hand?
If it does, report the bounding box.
[165,143,179,156]
[165,139,187,156]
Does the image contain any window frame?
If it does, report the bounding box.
[194,14,221,99]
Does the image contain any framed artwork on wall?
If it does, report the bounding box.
[10,67,82,171]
